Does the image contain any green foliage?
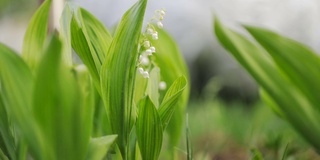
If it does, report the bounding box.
[86,135,118,160]
[22,0,51,69]
[214,17,320,151]
[149,27,190,156]
[251,148,264,160]
[0,0,189,159]
[100,1,147,158]
[136,96,163,160]
[158,76,187,130]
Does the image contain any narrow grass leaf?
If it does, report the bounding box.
[22,0,51,69]
[158,76,187,130]
[250,148,264,160]
[86,135,118,160]
[186,114,193,160]
[281,143,289,160]
[100,0,147,158]
[136,96,163,160]
[245,26,320,107]
[214,17,320,150]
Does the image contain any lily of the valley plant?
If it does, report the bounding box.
[0,0,190,159]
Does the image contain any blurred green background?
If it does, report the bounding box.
[1,0,320,159]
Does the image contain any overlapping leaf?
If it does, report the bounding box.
[245,26,320,107]
[0,93,15,159]
[100,0,147,158]
[158,76,187,130]
[136,96,163,160]
[33,34,94,159]
[0,44,44,159]
[146,67,160,108]
[214,18,320,150]
[22,0,51,69]
[71,6,113,94]
[149,27,190,151]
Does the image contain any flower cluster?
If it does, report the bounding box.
[137,9,166,79]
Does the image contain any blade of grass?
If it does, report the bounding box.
[186,114,193,160]
[281,143,289,160]
[136,96,163,160]
[100,0,147,158]
[250,148,264,160]
[22,0,51,69]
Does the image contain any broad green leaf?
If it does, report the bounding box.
[22,0,51,69]
[71,6,113,95]
[146,67,160,108]
[100,0,147,158]
[86,135,118,160]
[60,3,73,66]
[92,97,112,137]
[33,34,93,159]
[245,26,320,107]
[149,27,189,106]
[134,70,148,104]
[149,27,190,150]
[81,8,112,62]
[259,89,285,118]
[0,93,16,159]
[214,17,320,150]
[158,76,187,130]
[136,96,163,160]
[0,43,44,159]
